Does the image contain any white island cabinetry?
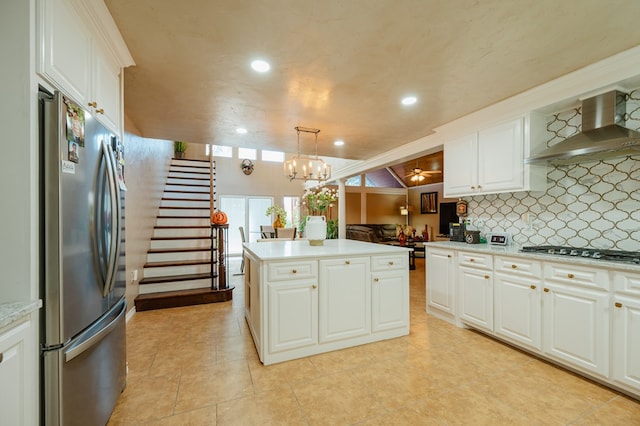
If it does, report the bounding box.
[243,240,410,365]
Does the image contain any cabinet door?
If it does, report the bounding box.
[443,133,477,197]
[478,118,524,193]
[372,270,408,332]
[459,267,494,333]
[92,42,121,133]
[494,272,541,351]
[39,0,92,106]
[612,295,640,390]
[542,283,609,377]
[426,249,456,317]
[319,258,370,343]
[0,320,29,426]
[267,280,318,353]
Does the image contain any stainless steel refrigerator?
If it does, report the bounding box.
[40,90,126,425]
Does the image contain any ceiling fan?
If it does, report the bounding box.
[406,160,442,183]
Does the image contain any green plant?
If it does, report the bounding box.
[326,218,339,239]
[174,141,187,152]
[265,205,287,225]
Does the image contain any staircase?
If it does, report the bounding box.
[134,158,233,311]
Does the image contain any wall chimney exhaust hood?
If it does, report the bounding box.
[525,90,640,165]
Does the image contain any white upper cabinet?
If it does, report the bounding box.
[444,115,547,197]
[37,0,133,134]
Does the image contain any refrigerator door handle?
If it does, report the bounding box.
[99,140,121,296]
[64,299,126,362]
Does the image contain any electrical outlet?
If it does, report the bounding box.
[131,270,138,282]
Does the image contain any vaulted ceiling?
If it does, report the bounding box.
[105,0,640,166]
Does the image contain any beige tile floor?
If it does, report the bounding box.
[108,257,640,425]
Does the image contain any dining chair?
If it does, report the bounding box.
[275,227,296,239]
[260,225,275,238]
[239,226,246,274]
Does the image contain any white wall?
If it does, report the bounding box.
[0,0,38,303]
[123,123,173,311]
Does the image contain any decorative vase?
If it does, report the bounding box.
[175,151,185,159]
[306,215,326,246]
[422,225,429,242]
[273,215,284,228]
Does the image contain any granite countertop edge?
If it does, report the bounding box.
[424,241,640,272]
[0,300,42,330]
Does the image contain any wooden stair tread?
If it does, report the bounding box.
[157,215,210,219]
[167,176,210,181]
[134,286,234,311]
[162,197,210,202]
[151,235,211,240]
[159,206,210,210]
[164,189,210,194]
[148,247,211,254]
[139,272,215,285]
[169,169,210,175]
[172,158,210,164]
[165,183,211,188]
[144,259,215,268]
[154,225,211,229]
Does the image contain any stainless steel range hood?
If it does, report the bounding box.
[525,90,640,165]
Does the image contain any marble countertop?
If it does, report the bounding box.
[424,241,640,272]
[0,300,42,331]
[244,239,410,261]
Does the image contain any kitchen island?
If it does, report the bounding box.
[243,239,410,365]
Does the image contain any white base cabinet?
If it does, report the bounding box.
[244,249,409,365]
[426,248,456,320]
[458,252,493,333]
[612,271,640,392]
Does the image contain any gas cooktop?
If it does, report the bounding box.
[521,245,640,264]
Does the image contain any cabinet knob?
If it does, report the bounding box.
[477,185,482,189]
[567,273,574,279]
[0,352,3,363]
[388,261,394,266]
[345,260,351,265]
[291,269,297,274]
[470,186,475,190]
[543,288,550,293]
[530,285,536,290]
[615,302,622,308]
[373,278,379,282]
[484,275,489,279]
[447,255,452,258]
[470,258,475,262]
[88,101,97,108]
[511,264,517,269]
[96,108,104,114]
[312,284,317,289]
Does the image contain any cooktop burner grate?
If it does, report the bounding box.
[521,246,640,264]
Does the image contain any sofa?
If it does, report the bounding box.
[345,224,398,244]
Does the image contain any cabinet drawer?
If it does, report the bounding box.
[371,254,407,272]
[543,263,610,291]
[495,256,541,278]
[267,261,317,282]
[613,271,640,296]
[458,252,493,270]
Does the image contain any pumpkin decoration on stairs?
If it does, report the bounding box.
[211,210,228,225]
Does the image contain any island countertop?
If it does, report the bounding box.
[243,238,410,261]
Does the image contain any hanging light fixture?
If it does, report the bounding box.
[284,126,332,182]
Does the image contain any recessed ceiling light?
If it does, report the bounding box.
[401,96,418,106]
[251,59,270,73]
[334,140,344,146]
[236,127,248,134]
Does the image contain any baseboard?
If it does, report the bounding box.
[125,306,136,323]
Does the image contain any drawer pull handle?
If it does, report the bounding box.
[312,284,317,289]
[96,108,104,114]
[470,258,475,262]
[484,275,489,280]
[0,352,3,363]
[447,255,452,258]
[530,285,536,290]
[291,269,297,274]
[345,260,351,265]
[543,288,550,293]
[567,273,574,279]
[373,278,379,282]
[615,302,622,308]
[470,186,475,190]
[511,264,517,269]
[388,261,394,266]
[88,101,97,108]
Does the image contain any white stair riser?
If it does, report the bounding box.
[168,172,211,180]
[150,239,211,249]
[144,263,212,278]
[166,178,210,186]
[147,250,211,263]
[158,208,210,217]
[162,192,210,200]
[155,217,210,227]
[170,165,210,172]
[139,279,212,295]
[171,159,209,167]
[153,227,211,238]
[160,199,210,208]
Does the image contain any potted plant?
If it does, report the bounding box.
[174,141,187,159]
[265,204,287,228]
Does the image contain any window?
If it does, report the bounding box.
[219,196,273,253]
[283,196,300,229]
[206,144,232,157]
[238,147,256,160]
[345,175,362,186]
[262,150,284,162]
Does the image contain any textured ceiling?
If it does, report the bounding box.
[106,0,640,162]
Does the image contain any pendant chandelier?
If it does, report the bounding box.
[284,126,332,182]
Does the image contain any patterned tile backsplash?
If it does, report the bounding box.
[466,89,640,251]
